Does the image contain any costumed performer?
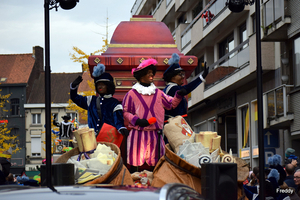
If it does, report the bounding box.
[163,53,209,121]
[122,58,188,172]
[53,114,74,147]
[70,64,129,147]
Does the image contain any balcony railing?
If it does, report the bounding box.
[131,0,143,15]
[263,0,284,29]
[166,0,172,7]
[181,0,217,51]
[181,29,191,50]
[203,0,227,28]
[264,84,293,122]
[204,39,250,89]
[152,0,163,16]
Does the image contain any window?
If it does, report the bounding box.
[178,14,187,25]
[31,135,41,157]
[194,120,207,133]
[67,113,77,121]
[192,1,203,19]
[294,37,300,87]
[225,116,237,155]
[11,98,20,116]
[166,0,172,6]
[219,33,234,60]
[10,128,22,147]
[239,22,248,49]
[32,114,41,124]
[194,56,205,76]
[194,117,216,132]
[208,117,216,132]
[251,101,258,147]
[240,105,250,148]
[0,98,5,117]
[252,14,256,34]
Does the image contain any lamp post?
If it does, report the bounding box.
[44,0,78,190]
[226,0,265,199]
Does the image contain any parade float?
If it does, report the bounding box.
[53,16,249,199]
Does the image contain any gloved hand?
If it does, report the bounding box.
[119,129,129,137]
[202,62,209,79]
[71,76,83,88]
[135,118,150,127]
[177,88,188,96]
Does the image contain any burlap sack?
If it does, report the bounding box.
[151,144,202,193]
[151,144,248,199]
[55,142,133,185]
[163,116,194,153]
[131,170,153,186]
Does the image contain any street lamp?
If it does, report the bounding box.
[225,0,254,12]
[226,0,265,200]
[44,0,79,191]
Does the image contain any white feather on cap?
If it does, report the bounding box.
[168,53,180,65]
[92,64,105,77]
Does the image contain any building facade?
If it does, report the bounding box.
[0,46,44,175]
[131,0,300,168]
[24,72,81,172]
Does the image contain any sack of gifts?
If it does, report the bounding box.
[163,116,194,153]
[55,127,133,185]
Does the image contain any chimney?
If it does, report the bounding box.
[32,46,44,72]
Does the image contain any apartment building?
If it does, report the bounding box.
[131,0,300,168]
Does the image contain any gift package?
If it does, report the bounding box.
[163,116,235,168]
[66,127,117,184]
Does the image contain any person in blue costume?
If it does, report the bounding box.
[70,63,129,139]
[163,53,209,121]
[243,169,289,200]
[268,154,286,186]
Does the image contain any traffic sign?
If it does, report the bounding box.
[264,129,279,148]
[265,148,276,167]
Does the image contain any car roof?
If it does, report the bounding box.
[0,183,204,200]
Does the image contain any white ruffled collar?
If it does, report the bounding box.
[132,82,156,95]
[61,121,72,125]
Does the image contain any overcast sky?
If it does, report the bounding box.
[0,0,136,73]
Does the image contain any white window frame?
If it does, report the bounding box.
[31,134,41,157]
[193,120,207,132]
[32,113,41,124]
[67,112,77,121]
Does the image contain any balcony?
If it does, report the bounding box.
[263,85,294,129]
[205,40,250,89]
[202,0,228,28]
[131,0,157,16]
[181,0,249,54]
[261,0,291,41]
[131,0,144,15]
[175,0,198,12]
